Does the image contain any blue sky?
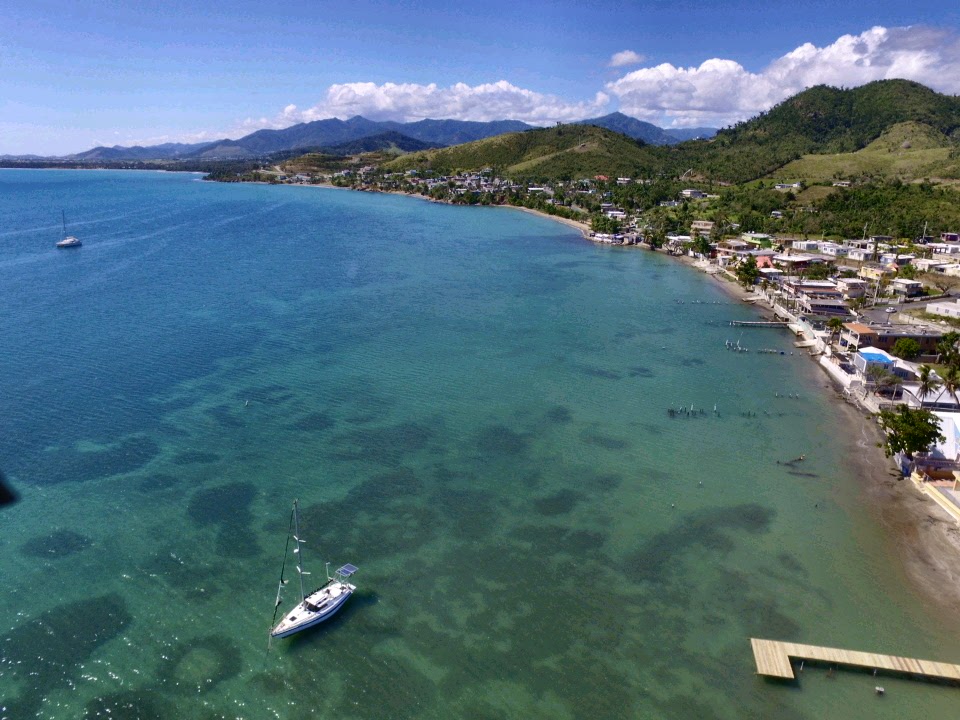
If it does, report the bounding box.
[2,0,959,155]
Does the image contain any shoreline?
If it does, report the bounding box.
[234,178,960,611]
[470,193,960,612]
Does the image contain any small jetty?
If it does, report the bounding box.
[750,638,960,683]
[728,321,790,327]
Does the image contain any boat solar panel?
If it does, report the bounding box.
[338,563,358,576]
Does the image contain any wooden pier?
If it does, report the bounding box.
[751,638,960,682]
[728,321,789,327]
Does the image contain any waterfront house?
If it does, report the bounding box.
[854,346,902,377]
[773,254,823,272]
[840,323,942,354]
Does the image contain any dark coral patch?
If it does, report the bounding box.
[83,690,177,719]
[333,421,435,465]
[623,504,776,584]
[476,424,530,456]
[533,489,585,516]
[20,529,92,558]
[291,410,336,432]
[172,451,220,466]
[544,405,573,424]
[0,594,131,718]
[37,435,160,486]
[138,473,179,492]
[581,432,630,450]
[187,481,260,558]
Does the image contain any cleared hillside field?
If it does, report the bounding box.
[772,122,960,182]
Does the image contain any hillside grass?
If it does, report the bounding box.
[771,122,960,182]
[384,125,657,180]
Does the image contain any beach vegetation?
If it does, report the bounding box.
[917,365,942,401]
[877,405,946,458]
[735,255,760,288]
[891,337,922,360]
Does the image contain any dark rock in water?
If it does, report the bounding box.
[0,594,131,718]
[20,529,92,558]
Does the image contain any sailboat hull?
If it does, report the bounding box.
[270,579,355,638]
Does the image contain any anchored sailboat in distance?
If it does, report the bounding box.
[56,210,81,248]
[270,499,357,639]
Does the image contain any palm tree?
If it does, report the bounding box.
[936,332,960,366]
[826,317,844,347]
[943,364,960,406]
[916,364,941,407]
[864,364,895,399]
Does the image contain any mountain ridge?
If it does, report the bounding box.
[29,115,715,162]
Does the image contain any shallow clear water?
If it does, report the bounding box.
[1,170,958,719]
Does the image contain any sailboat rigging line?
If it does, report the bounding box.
[266,503,297,656]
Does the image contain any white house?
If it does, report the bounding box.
[819,242,848,257]
[927,298,960,319]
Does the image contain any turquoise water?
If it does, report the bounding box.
[1,169,958,719]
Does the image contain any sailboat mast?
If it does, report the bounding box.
[61,210,66,239]
[293,499,306,602]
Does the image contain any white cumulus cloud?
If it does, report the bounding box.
[288,80,609,126]
[609,50,646,68]
[606,25,960,127]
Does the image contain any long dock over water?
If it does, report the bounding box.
[727,321,790,327]
[751,638,960,682]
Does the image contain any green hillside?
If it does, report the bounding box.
[383,125,657,180]
[771,121,960,182]
[653,80,960,183]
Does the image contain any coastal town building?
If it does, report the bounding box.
[926,298,960,320]
[835,278,868,299]
[840,323,942,354]
[891,278,924,297]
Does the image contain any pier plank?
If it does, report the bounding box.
[750,638,960,682]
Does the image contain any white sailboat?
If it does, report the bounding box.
[269,499,357,639]
[56,210,81,248]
